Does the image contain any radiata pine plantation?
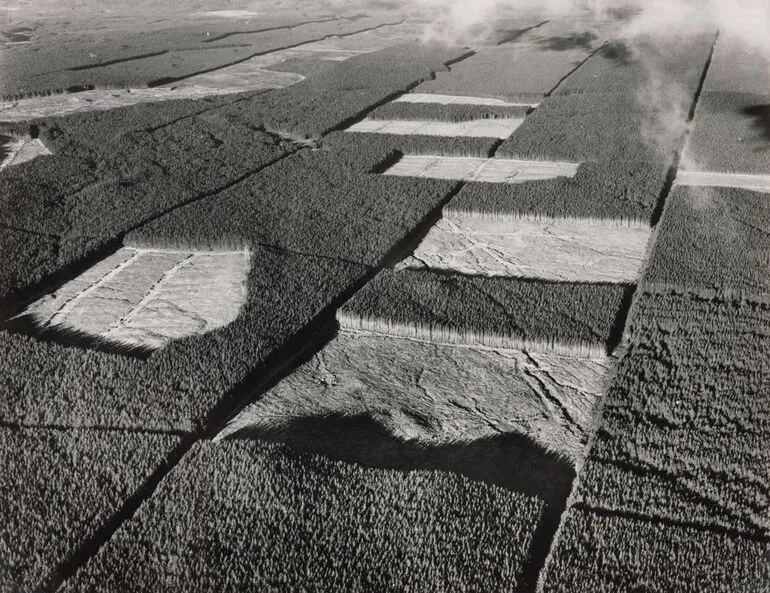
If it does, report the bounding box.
[0,1,768,592]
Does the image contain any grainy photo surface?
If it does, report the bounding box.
[0,0,768,591]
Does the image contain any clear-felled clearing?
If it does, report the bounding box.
[346,117,525,139]
[19,247,251,351]
[383,154,579,182]
[0,134,51,169]
[223,330,612,461]
[403,214,649,283]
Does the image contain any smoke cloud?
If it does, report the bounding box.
[397,0,770,53]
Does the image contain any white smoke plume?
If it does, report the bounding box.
[397,0,767,167]
[392,0,770,53]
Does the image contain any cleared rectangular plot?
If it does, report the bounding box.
[682,92,770,175]
[60,439,547,593]
[222,330,612,462]
[643,185,770,302]
[21,246,251,351]
[0,246,368,434]
[384,154,579,182]
[345,117,524,139]
[0,426,180,593]
[339,269,630,356]
[395,92,538,107]
[404,214,649,283]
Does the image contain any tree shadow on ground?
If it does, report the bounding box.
[3,313,154,359]
[230,412,576,591]
[0,135,14,165]
[741,104,770,151]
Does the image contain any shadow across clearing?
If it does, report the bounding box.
[0,135,14,165]
[230,412,575,591]
[3,313,154,359]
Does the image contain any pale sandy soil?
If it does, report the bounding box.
[0,134,50,168]
[384,154,579,182]
[346,117,524,139]
[675,170,770,193]
[220,330,613,461]
[22,247,250,350]
[401,214,650,283]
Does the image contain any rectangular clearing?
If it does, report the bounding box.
[222,330,612,462]
[21,246,251,351]
[383,155,579,182]
[345,118,524,139]
[404,214,649,283]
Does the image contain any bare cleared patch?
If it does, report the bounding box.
[195,10,260,18]
[0,135,51,169]
[346,118,524,139]
[395,93,539,108]
[220,331,612,462]
[675,170,770,193]
[401,214,650,283]
[21,246,250,351]
[383,154,579,182]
